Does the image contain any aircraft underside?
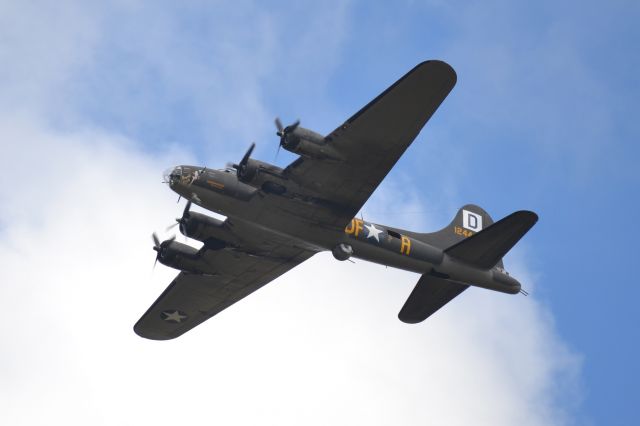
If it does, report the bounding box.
[135,60,537,340]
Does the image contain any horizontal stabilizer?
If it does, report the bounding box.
[445,210,538,270]
[398,273,469,324]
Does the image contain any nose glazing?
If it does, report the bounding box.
[163,166,182,185]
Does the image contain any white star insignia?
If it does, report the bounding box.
[162,310,188,323]
[365,223,382,242]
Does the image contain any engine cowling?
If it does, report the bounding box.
[175,210,238,251]
[155,239,213,274]
[281,126,343,160]
[179,211,224,239]
[237,158,259,182]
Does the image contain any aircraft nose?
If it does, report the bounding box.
[163,166,182,186]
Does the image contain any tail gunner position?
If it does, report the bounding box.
[135,60,538,340]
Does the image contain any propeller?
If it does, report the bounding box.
[152,232,161,269]
[231,142,256,180]
[152,232,175,269]
[166,200,192,237]
[275,117,300,155]
[152,232,161,249]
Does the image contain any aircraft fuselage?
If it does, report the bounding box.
[164,165,521,295]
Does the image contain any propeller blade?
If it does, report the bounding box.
[165,199,193,236]
[275,143,281,161]
[232,142,256,177]
[286,119,300,133]
[183,200,192,218]
[240,142,256,166]
[152,232,162,270]
[275,117,284,135]
[178,220,187,239]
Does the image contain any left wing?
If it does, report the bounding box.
[135,245,314,340]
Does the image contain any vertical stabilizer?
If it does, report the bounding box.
[417,204,504,267]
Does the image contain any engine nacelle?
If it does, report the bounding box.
[180,211,223,240]
[178,211,238,249]
[156,240,213,274]
[282,127,343,160]
[236,159,286,188]
[237,158,259,182]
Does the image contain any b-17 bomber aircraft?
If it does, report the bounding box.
[134,60,538,340]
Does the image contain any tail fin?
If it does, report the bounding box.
[418,204,496,248]
[397,208,538,323]
[445,210,538,269]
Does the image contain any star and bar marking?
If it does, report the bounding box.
[364,223,382,242]
[345,218,411,256]
[345,219,383,243]
[161,310,188,323]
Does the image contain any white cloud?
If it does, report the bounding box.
[0,115,580,425]
[0,1,353,162]
[0,2,581,424]
[0,1,101,117]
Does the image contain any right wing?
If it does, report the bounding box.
[284,60,457,228]
[135,244,314,340]
[398,273,469,324]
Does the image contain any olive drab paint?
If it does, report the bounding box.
[135,60,538,340]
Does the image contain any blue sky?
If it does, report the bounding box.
[1,1,638,424]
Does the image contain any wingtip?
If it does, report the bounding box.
[133,322,178,341]
[398,313,425,324]
[415,60,457,85]
[515,210,539,225]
